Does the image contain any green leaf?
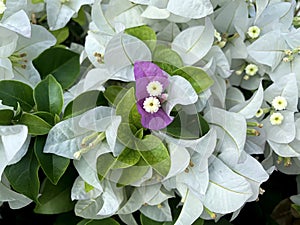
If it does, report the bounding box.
[155,62,179,76]
[33,111,55,126]
[34,75,64,115]
[34,167,77,214]
[5,144,40,202]
[50,27,69,45]
[113,147,141,169]
[0,80,34,112]
[153,45,183,73]
[130,104,142,129]
[72,7,87,26]
[117,158,150,187]
[97,153,117,181]
[140,213,164,225]
[173,67,214,94]
[64,90,108,119]
[103,86,126,106]
[167,112,209,139]
[84,182,94,193]
[0,109,14,125]
[135,128,144,139]
[117,122,138,149]
[34,136,70,185]
[193,218,205,225]
[33,47,80,89]
[54,212,82,225]
[137,135,171,177]
[77,218,120,225]
[18,113,52,135]
[97,147,140,180]
[115,87,142,129]
[125,25,157,52]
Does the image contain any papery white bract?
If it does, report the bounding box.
[0,125,30,180]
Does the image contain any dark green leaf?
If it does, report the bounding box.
[33,47,80,89]
[72,7,87,26]
[140,214,164,225]
[64,90,108,119]
[5,144,40,202]
[125,25,157,52]
[33,111,55,126]
[204,218,233,225]
[173,67,214,94]
[54,212,82,225]
[34,75,64,115]
[77,218,120,225]
[18,113,52,135]
[34,167,77,214]
[167,111,209,139]
[50,27,69,45]
[192,218,205,225]
[0,109,14,125]
[34,136,70,185]
[291,204,300,218]
[103,86,126,106]
[0,80,34,112]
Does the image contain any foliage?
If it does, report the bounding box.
[1,0,300,225]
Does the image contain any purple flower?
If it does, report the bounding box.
[134,61,173,130]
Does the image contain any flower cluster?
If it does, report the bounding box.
[1,0,300,225]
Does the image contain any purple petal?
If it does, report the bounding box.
[134,61,165,79]
[137,100,173,130]
[134,61,169,100]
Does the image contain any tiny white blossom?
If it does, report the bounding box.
[270,112,284,125]
[0,0,6,14]
[245,64,258,76]
[143,97,161,114]
[247,26,261,39]
[146,81,163,96]
[272,96,288,111]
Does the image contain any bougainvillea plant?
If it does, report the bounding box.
[1,0,300,224]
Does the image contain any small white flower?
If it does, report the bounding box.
[270,112,284,125]
[247,26,261,39]
[255,108,264,118]
[245,64,258,76]
[143,97,161,114]
[271,96,288,111]
[0,1,6,14]
[146,81,163,96]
